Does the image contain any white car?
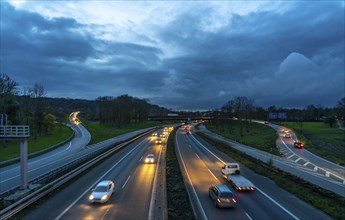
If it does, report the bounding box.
[89,180,115,203]
[145,154,155,163]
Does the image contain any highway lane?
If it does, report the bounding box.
[0,123,90,193]
[273,124,345,178]
[23,130,167,220]
[198,124,345,196]
[176,127,331,220]
[0,125,155,194]
[176,129,248,220]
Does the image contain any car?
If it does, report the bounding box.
[89,180,115,203]
[186,131,191,135]
[152,133,157,137]
[264,121,270,125]
[209,184,236,208]
[294,141,304,148]
[145,154,155,163]
[284,133,291,138]
[155,138,162,144]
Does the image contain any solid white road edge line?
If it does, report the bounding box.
[54,138,148,220]
[1,141,73,176]
[176,135,208,220]
[255,187,299,220]
[148,140,164,220]
[191,135,300,220]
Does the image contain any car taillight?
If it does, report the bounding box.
[217,198,221,203]
[232,198,236,203]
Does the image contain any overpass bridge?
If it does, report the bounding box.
[147,115,212,121]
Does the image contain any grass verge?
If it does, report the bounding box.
[195,131,345,220]
[84,121,165,144]
[166,127,195,219]
[0,124,73,162]
[282,122,345,165]
[206,121,280,156]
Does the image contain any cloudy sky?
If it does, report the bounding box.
[1,1,344,110]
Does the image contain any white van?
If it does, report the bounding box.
[221,163,240,175]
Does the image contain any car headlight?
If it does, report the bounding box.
[89,195,94,200]
[145,159,149,163]
[101,195,108,200]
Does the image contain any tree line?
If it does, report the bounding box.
[0,73,59,138]
[96,94,169,127]
[0,73,169,137]
[2,72,344,137]
[208,95,345,136]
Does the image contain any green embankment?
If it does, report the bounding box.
[282,122,345,165]
[0,120,166,162]
[206,121,280,156]
[84,121,166,144]
[0,124,73,162]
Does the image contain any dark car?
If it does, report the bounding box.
[294,141,304,148]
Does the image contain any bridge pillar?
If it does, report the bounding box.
[20,139,28,189]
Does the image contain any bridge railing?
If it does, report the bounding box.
[0,126,30,138]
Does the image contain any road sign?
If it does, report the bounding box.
[278,112,287,119]
[269,112,287,120]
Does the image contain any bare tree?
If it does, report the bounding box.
[234,96,253,137]
[29,84,46,137]
[0,73,19,123]
[221,100,235,132]
[30,83,46,98]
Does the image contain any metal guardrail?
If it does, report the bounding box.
[0,126,30,138]
[0,128,156,219]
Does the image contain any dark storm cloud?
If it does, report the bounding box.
[1,3,93,62]
[155,1,344,109]
[1,1,343,110]
[1,2,164,99]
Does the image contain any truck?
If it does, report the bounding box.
[221,163,255,191]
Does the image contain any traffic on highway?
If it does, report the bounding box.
[0,118,342,220]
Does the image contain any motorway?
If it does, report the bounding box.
[0,122,91,194]
[1,123,338,219]
[199,124,345,197]
[269,123,345,179]
[176,127,331,220]
[23,130,167,220]
[0,113,155,195]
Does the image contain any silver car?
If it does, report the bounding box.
[89,180,115,203]
[209,184,236,208]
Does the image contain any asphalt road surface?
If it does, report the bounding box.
[176,127,331,220]
[198,124,345,197]
[23,130,168,220]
